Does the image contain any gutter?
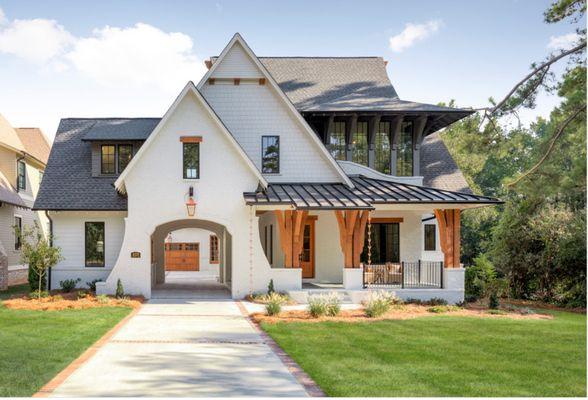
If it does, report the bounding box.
[45,210,53,291]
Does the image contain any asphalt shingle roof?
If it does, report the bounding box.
[15,127,51,164]
[81,118,161,141]
[34,119,128,210]
[421,132,472,194]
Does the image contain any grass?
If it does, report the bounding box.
[0,284,29,300]
[262,311,586,397]
[0,304,132,397]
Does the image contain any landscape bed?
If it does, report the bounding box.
[261,309,586,397]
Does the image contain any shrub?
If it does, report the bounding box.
[86,279,102,293]
[96,294,109,304]
[59,278,81,293]
[325,292,341,316]
[116,279,124,299]
[29,290,49,299]
[427,297,448,306]
[363,291,394,318]
[265,292,285,316]
[487,309,507,315]
[246,292,291,304]
[308,296,328,318]
[51,295,64,302]
[489,292,500,309]
[404,298,422,305]
[267,279,275,295]
[428,305,460,313]
[465,254,497,301]
[77,291,88,299]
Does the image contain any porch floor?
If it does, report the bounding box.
[152,271,230,299]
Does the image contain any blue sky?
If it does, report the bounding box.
[0,0,583,139]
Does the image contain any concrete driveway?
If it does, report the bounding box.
[49,299,309,397]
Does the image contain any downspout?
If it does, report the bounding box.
[45,210,53,290]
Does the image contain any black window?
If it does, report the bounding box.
[361,223,400,263]
[261,136,279,173]
[397,121,413,176]
[17,160,26,191]
[85,222,105,267]
[101,145,115,174]
[14,216,22,250]
[183,143,200,179]
[118,144,133,172]
[375,121,391,174]
[424,224,436,251]
[329,121,346,161]
[263,225,273,264]
[352,121,368,166]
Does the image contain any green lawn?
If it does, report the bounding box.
[0,304,132,397]
[262,311,586,397]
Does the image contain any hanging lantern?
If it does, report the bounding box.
[186,186,197,217]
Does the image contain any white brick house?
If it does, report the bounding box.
[34,34,500,303]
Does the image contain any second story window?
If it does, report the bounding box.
[328,121,346,161]
[261,136,279,174]
[183,143,200,179]
[352,121,368,166]
[397,121,413,176]
[101,145,116,175]
[118,144,133,172]
[375,121,391,174]
[17,160,26,191]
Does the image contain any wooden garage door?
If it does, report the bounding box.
[165,242,200,271]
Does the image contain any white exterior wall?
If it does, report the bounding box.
[201,44,342,183]
[49,211,126,290]
[166,228,219,275]
[97,90,300,299]
[421,214,444,262]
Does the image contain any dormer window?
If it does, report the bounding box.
[118,144,133,172]
[101,145,116,175]
[261,136,279,174]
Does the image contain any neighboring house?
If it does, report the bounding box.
[0,114,51,290]
[34,34,499,302]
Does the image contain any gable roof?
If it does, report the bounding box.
[114,81,267,193]
[198,33,353,187]
[0,113,25,153]
[15,128,51,165]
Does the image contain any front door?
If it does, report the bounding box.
[165,242,200,271]
[300,221,315,278]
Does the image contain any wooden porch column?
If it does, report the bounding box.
[434,209,461,268]
[274,210,308,268]
[335,210,369,268]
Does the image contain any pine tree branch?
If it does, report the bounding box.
[507,104,586,187]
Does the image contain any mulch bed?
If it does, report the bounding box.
[2,291,144,311]
[252,304,553,324]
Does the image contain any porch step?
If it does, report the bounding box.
[288,289,354,304]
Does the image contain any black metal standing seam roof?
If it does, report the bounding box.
[243,175,501,210]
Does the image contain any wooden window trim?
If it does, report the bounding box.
[234,78,240,85]
[180,136,203,143]
[370,217,404,224]
[259,78,266,85]
[208,78,215,85]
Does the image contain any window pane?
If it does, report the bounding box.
[101,145,115,174]
[361,223,400,263]
[118,145,133,172]
[183,143,200,179]
[328,121,346,160]
[425,224,436,251]
[261,136,279,173]
[210,235,219,263]
[85,222,105,267]
[17,161,26,190]
[397,122,413,176]
[14,216,22,250]
[375,121,391,174]
[352,121,368,166]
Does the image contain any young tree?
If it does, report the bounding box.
[18,223,63,299]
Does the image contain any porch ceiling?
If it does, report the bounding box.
[243,175,501,210]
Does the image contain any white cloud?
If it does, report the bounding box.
[66,23,206,91]
[547,32,581,50]
[389,20,443,53]
[0,9,205,91]
[0,16,74,63]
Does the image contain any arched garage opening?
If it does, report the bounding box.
[151,219,232,298]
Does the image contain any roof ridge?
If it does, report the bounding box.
[258,56,384,59]
[61,117,161,120]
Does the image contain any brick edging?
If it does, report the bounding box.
[33,305,142,398]
[237,301,326,397]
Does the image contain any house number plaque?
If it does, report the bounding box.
[131,252,141,258]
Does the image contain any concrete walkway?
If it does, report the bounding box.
[49,299,309,397]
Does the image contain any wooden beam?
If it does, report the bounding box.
[370,217,404,224]
[180,136,203,143]
[433,209,461,268]
[352,210,369,267]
